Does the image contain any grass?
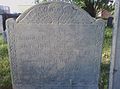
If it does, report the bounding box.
[0,34,12,89]
[100,27,112,89]
[0,27,112,89]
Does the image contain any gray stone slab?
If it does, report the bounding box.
[6,2,105,89]
[0,15,3,33]
[109,1,120,89]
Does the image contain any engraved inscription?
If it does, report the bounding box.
[7,2,105,89]
[10,24,103,87]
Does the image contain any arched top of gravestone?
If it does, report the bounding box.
[16,1,96,24]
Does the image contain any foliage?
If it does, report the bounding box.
[34,0,40,4]
[34,0,47,4]
[72,0,115,17]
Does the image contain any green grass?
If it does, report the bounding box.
[99,27,112,89]
[0,27,112,89]
[0,34,12,89]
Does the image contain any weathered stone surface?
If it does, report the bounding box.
[0,15,3,33]
[6,2,105,89]
[109,1,120,89]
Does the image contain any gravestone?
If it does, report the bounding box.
[109,0,120,89]
[0,15,3,33]
[107,17,113,27]
[6,2,105,89]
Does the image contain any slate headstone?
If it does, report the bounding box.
[2,30,7,42]
[0,15,3,33]
[6,2,105,89]
[107,17,113,27]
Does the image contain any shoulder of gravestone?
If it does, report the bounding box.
[6,18,16,32]
[6,18,16,25]
[95,19,106,27]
